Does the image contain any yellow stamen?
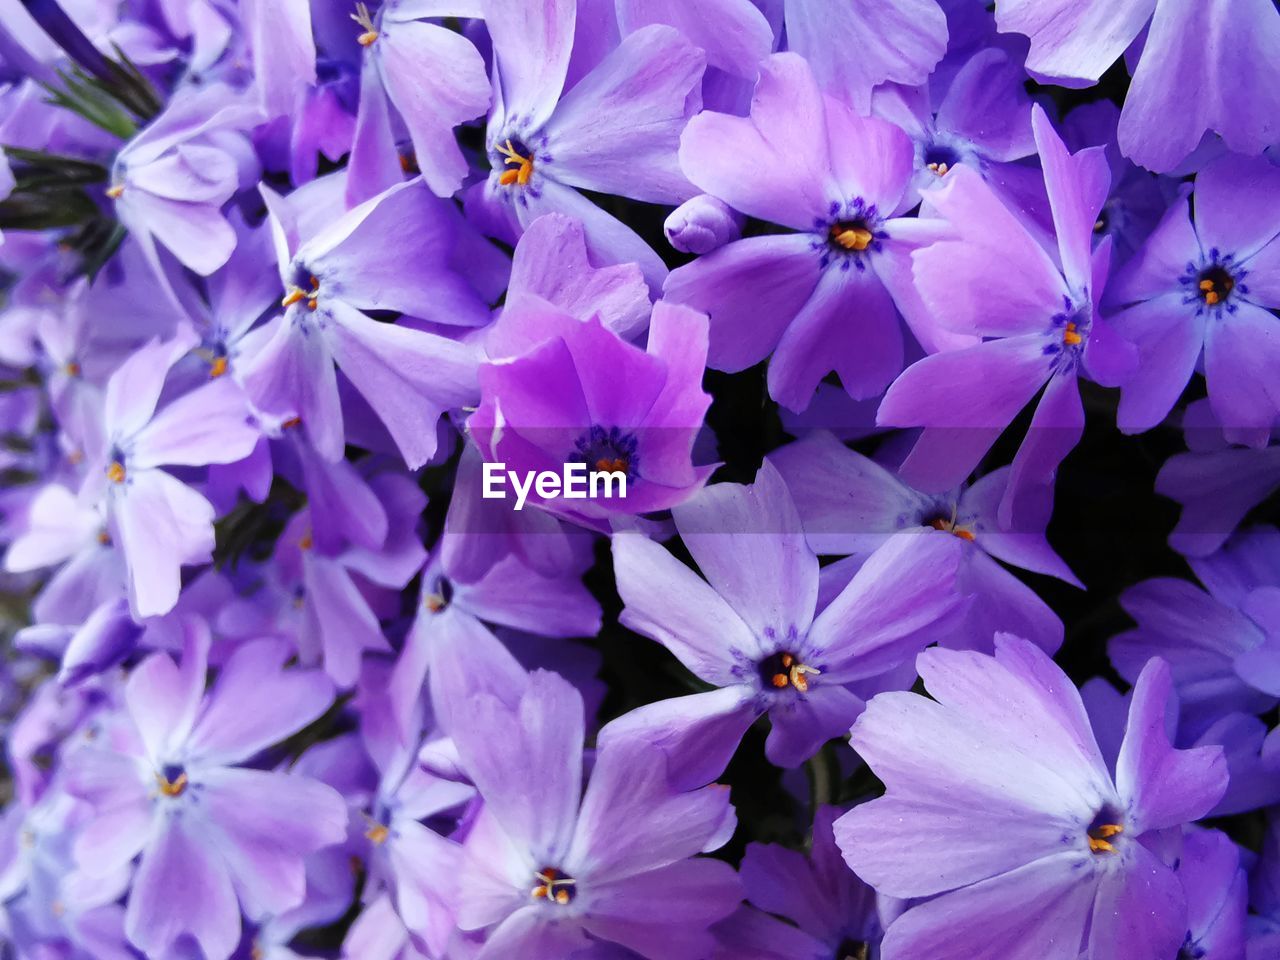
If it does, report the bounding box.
[927,504,977,541]
[1087,822,1123,854]
[299,531,314,551]
[209,356,228,378]
[105,184,124,199]
[927,161,950,176]
[1062,321,1082,346]
[595,457,628,474]
[63,361,81,377]
[97,530,111,545]
[832,226,874,251]
[156,771,188,797]
[281,415,302,430]
[352,2,378,45]
[789,661,819,693]
[283,276,320,310]
[496,139,534,186]
[425,594,447,613]
[106,461,126,484]
[365,822,389,845]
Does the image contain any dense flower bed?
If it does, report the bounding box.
[1,1,1280,958]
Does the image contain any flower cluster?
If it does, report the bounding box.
[0,1,1278,959]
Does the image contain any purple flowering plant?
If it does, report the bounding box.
[1,2,1280,959]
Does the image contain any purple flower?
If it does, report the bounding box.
[783,0,948,113]
[664,194,744,255]
[469,296,714,521]
[878,106,1137,524]
[107,83,262,276]
[345,0,491,199]
[450,668,742,959]
[873,47,1036,205]
[497,212,651,344]
[1110,153,1280,446]
[607,460,964,782]
[1174,828,1248,960]
[1155,401,1280,557]
[731,805,883,959]
[770,429,1080,654]
[1252,816,1280,959]
[667,53,941,412]
[349,665,474,958]
[996,0,1280,172]
[86,331,260,618]
[237,177,485,468]
[1109,526,1280,739]
[836,636,1228,960]
[64,622,347,960]
[270,463,427,687]
[476,0,706,288]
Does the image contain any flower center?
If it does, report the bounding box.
[758,651,819,693]
[829,220,874,252]
[1062,321,1082,346]
[283,274,320,311]
[531,867,576,905]
[106,460,126,484]
[351,2,378,45]
[1086,808,1124,855]
[1180,250,1249,315]
[424,575,453,613]
[924,507,975,541]
[1197,265,1234,307]
[923,142,960,177]
[816,199,883,272]
[573,426,639,479]
[156,764,189,798]
[497,139,535,187]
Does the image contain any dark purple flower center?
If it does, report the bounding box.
[1179,249,1249,315]
[572,426,639,478]
[532,866,576,905]
[923,142,960,177]
[156,763,189,798]
[836,939,870,960]
[815,198,886,272]
[758,651,819,693]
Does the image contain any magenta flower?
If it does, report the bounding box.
[469,296,714,522]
